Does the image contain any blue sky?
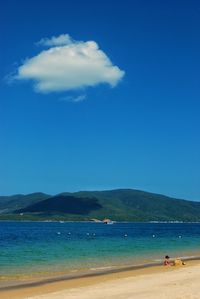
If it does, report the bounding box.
[1,0,200,200]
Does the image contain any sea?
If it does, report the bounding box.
[0,221,200,286]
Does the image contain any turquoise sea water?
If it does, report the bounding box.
[0,221,200,282]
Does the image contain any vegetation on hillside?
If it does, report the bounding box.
[0,189,199,222]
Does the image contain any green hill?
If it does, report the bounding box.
[16,195,102,215]
[0,189,200,222]
[0,193,50,214]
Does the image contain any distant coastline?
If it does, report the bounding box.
[1,189,200,222]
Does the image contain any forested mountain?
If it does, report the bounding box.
[0,189,199,222]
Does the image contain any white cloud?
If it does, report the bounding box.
[36,34,73,47]
[15,34,125,93]
[60,94,86,102]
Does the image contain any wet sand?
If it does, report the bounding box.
[1,259,200,299]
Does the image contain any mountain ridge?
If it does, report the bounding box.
[0,189,199,222]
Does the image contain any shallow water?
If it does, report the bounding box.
[0,221,200,280]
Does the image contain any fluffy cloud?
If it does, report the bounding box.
[15,34,125,93]
[36,34,73,47]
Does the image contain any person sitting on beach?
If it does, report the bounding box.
[164,255,173,266]
[164,255,186,266]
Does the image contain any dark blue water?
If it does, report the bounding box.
[0,221,200,280]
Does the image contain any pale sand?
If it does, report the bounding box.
[1,262,200,299]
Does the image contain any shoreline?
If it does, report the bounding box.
[0,261,164,291]
[1,219,200,223]
[1,257,200,298]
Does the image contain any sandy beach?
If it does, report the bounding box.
[1,260,200,299]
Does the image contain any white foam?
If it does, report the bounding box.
[89,266,114,271]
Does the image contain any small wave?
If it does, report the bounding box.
[178,255,200,260]
[89,266,115,271]
[153,255,200,262]
[69,270,78,273]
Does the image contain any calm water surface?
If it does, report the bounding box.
[0,221,200,280]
